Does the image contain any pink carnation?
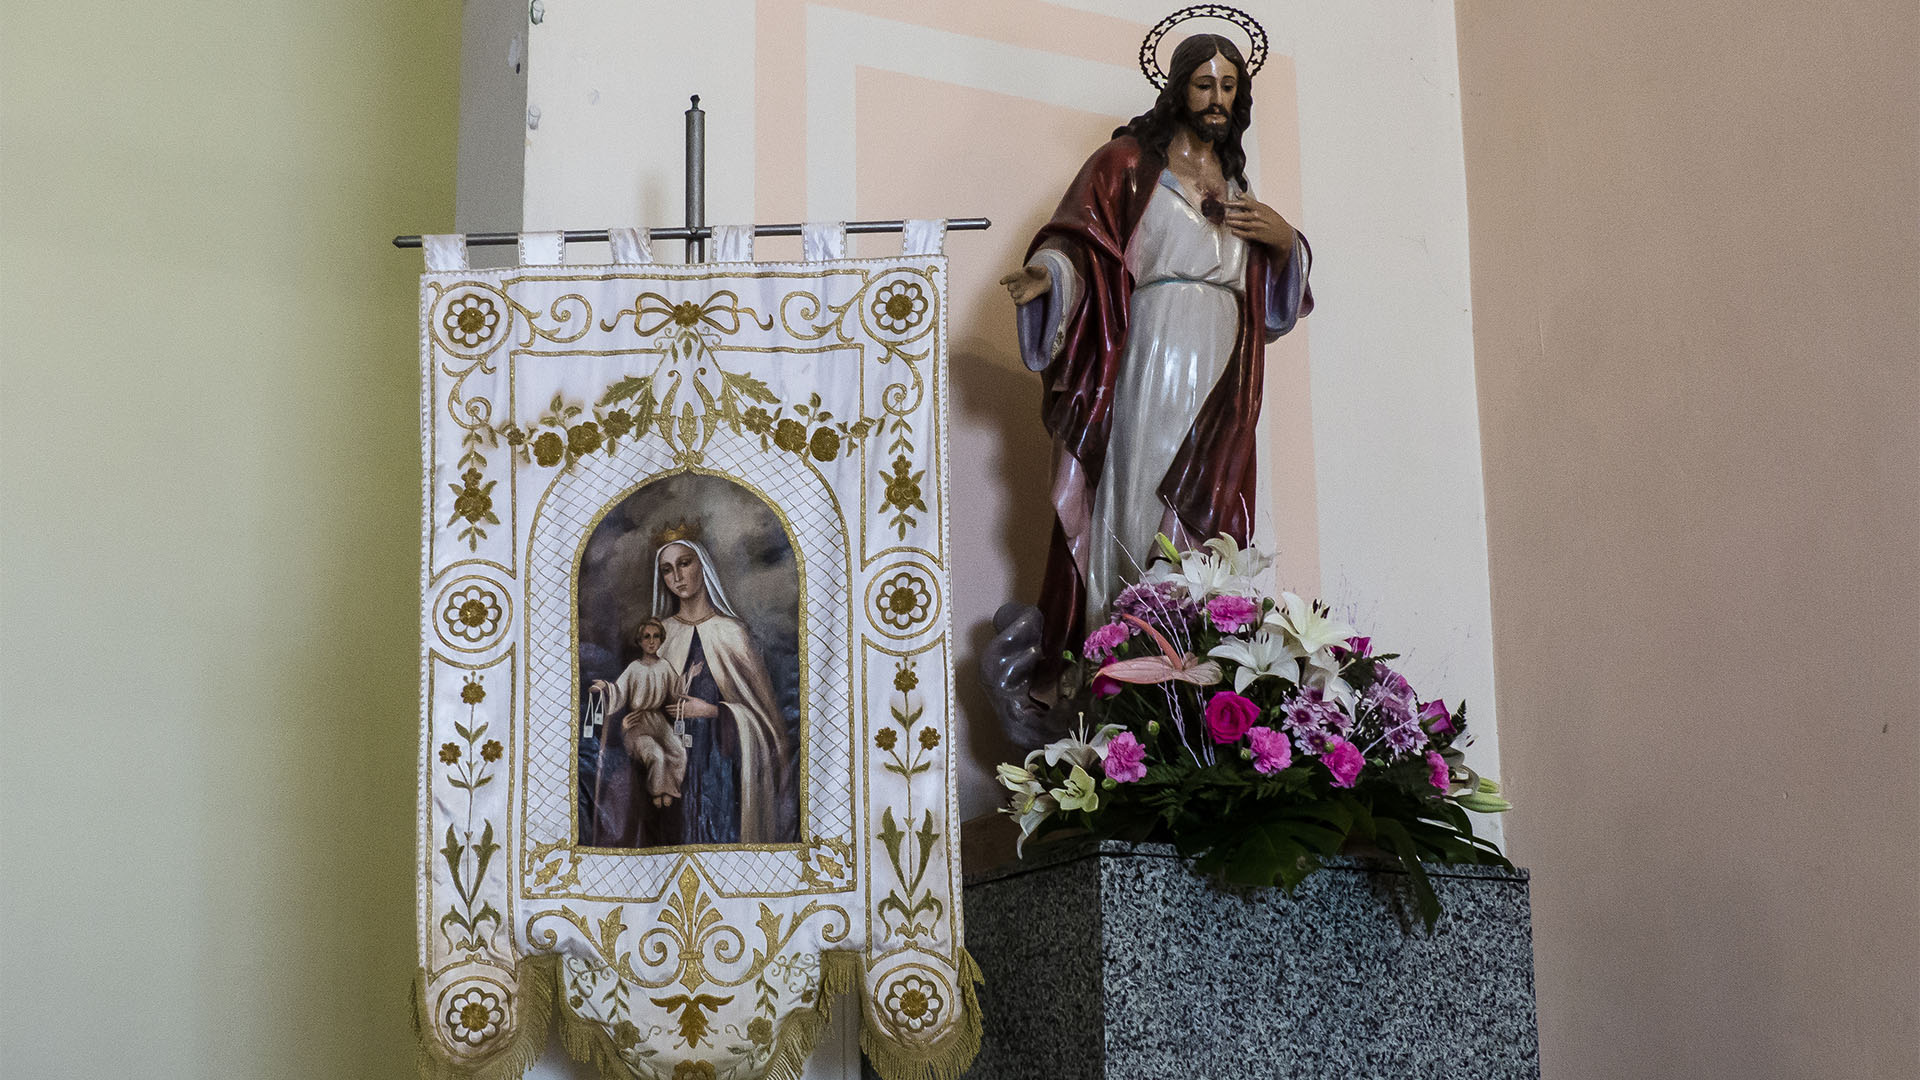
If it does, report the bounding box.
[1082,620,1132,663]
[1204,690,1260,744]
[1426,750,1450,791]
[1206,594,1260,633]
[1321,737,1365,788]
[1102,731,1148,783]
[1248,726,1292,775]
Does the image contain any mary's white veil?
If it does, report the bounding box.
[651,539,740,619]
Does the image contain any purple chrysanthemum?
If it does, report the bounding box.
[1364,667,1417,727]
[1384,715,1427,755]
[1281,686,1350,743]
[1112,580,1200,627]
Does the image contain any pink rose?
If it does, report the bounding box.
[1247,726,1292,775]
[1206,594,1260,634]
[1426,750,1450,791]
[1420,699,1455,734]
[1321,737,1365,788]
[1204,690,1260,744]
[1102,731,1148,783]
[1091,674,1123,699]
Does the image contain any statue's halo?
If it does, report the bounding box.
[1139,4,1269,89]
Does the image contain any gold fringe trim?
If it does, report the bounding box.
[859,949,986,1080]
[413,947,983,1080]
[760,950,863,1080]
[412,955,558,1080]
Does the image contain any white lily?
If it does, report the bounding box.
[1041,720,1125,770]
[1049,765,1101,813]
[1202,534,1272,580]
[996,761,1042,795]
[1300,646,1356,706]
[1266,592,1357,656]
[1005,791,1059,856]
[1206,630,1305,693]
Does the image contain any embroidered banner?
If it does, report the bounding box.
[412,226,979,1080]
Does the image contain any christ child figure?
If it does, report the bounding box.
[592,618,696,808]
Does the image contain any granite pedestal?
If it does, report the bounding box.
[957,838,1537,1080]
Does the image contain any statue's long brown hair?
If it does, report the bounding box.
[1114,33,1253,187]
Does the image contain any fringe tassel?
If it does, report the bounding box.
[411,955,558,1080]
[553,992,638,1080]
[414,947,984,1080]
[858,949,986,1080]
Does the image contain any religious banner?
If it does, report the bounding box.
[411,222,980,1080]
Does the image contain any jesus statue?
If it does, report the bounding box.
[986,21,1314,742]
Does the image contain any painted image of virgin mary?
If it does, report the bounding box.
[590,529,796,846]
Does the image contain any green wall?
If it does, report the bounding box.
[2,3,460,1075]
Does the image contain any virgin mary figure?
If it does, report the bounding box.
[643,525,796,845]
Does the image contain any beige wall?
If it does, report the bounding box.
[0,3,458,1076]
[1456,2,1919,1077]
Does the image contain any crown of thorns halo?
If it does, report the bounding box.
[1139,4,1269,89]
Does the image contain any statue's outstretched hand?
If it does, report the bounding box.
[999,265,1052,305]
[1223,195,1297,257]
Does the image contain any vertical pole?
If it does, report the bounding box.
[685,94,705,263]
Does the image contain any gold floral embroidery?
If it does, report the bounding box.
[443,295,501,349]
[439,583,502,644]
[874,571,932,632]
[447,469,500,550]
[880,455,927,539]
[443,986,506,1046]
[870,281,928,335]
[881,973,945,1034]
[874,660,945,940]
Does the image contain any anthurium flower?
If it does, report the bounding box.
[1050,765,1100,813]
[1207,630,1304,693]
[1267,592,1357,656]
[1097,614,1223,687]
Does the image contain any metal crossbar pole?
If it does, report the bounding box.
[392,218,990,250]
[395,92,989,251]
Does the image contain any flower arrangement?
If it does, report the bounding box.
[997,535,1511,927]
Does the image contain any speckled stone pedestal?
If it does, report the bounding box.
[956,838,1537,1080]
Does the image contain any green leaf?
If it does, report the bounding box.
[1375,818,1442,931]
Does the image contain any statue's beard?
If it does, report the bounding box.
[1185,107,1231,145]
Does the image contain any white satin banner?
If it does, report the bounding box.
[413,225,979,1080]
